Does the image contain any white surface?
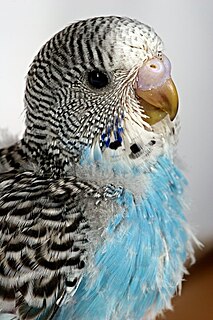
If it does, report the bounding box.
[0,0,212,242]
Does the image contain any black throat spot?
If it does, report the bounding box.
[109,140,122,150]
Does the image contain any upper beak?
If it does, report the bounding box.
[136,78,179,125]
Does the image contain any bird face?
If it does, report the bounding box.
[24,16,178,170]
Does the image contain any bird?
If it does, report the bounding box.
[0,16,197,320]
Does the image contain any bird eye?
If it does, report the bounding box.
[88,70,109,89]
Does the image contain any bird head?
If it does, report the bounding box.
[23,16,178,174]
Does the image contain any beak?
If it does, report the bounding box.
[136,78,179,125]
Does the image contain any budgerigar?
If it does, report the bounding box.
[0,16,196,320]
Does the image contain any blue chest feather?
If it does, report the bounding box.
[58,156,191,320]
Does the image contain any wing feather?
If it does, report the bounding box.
[0,169,100,319]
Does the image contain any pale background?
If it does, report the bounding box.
[0,0,212,243]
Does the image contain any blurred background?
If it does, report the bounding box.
[0,1,212,318]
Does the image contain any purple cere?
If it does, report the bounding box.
[136,55,172,91]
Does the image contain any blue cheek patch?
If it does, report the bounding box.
[113,127,123,143]
[57,156,191,320]
[101,133,111,148]
[101,119,124,149]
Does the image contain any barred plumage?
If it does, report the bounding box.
[0,170,96,316]
[0,16,196,320]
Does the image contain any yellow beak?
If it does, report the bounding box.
[136,78,179,125]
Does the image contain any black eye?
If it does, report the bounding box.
[88,70,109,89]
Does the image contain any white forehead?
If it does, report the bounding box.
[92,17,164,70]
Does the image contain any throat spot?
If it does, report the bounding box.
[109,140,122,150]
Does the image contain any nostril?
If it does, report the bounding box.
[148,60,162,71]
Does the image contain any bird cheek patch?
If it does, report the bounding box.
[101,121,124,151]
